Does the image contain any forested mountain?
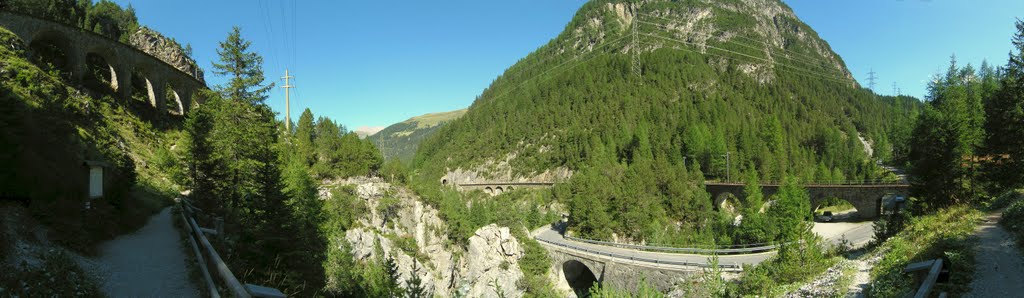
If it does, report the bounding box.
[412,0,921,243]
[369,109,466,163]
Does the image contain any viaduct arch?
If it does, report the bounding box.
[0,12,205,115]
[704,182,910,219]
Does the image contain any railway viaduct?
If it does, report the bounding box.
[705,182,910,219]
[0,12,205,115]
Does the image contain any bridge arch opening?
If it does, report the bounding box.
[165,82,184,115]
[84,52,118,94]
[562,260,598,297]
[441,179,448,186]
[27,30,72,76]
[494,186,503,195]
[812,196,860,222]
[714,192,741,214]
[507,186,514,191]
[484,187,493,195]
[128,69,159,108]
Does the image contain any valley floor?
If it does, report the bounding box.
[76,207,199,297]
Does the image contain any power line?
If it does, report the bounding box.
[637,20,829,72]
[637,12,831,69]
[631,13,641,80]
[480,35,631,104]
[639,33,852,85]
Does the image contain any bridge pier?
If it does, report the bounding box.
[115,66,132,99]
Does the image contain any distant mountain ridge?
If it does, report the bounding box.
[369,109,467,163]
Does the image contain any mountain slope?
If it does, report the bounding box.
[369,109,466,163]
[416,0,915,181]
[413,0,921,242]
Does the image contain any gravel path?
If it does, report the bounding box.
[964,212,1024,297]
[82,207,199,297]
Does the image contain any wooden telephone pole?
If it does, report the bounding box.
[281,69,294,132]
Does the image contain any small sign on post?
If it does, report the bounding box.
[83,160,112,208]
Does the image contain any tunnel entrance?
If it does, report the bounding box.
[563,260,598,297]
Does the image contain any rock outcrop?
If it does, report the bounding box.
[128,26,204,84]
[329,177,527,297]
[463,225,525,298]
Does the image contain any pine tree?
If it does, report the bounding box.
[211,26,273,105]
[383,255,405,298]
[910,56,987,208]
[405,259,427,298]
[184,91,223,214]
[295,108,316,166]
[984,20,1024,190]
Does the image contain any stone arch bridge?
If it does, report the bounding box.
[0,12,205,115]
[705,182,910,219]
[451,182,555,196]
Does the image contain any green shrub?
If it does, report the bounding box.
[868,206,980,297]
[1001,199,1024,254]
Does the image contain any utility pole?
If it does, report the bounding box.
[281,69,294,132]
[867,68,877,92]
[631,12,641,81]
[721,151,731,182]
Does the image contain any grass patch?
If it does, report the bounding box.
[867,205,981,297]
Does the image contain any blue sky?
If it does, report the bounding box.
[115,0,1024,130]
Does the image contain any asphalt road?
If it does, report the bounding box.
[534,219,875,267]
[534,226,776,267]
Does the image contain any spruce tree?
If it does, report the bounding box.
[383,255,405,298]
[405,259,427,298]
[985,20,1024,190]
[211,26,273,104]
[295,108,316,166]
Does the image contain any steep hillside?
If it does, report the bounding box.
[413,0,921,242]
[369,109,466,163]
[0,24,184,256]
[416,0,918,183]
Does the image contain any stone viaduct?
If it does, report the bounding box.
[450,181,555,196]
[0,12,205,115]
[540,237,706,295]
[705,182,910,219]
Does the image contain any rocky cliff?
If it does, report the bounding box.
[328,177,527,297]
[128,26,204,84]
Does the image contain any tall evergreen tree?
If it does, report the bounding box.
[910,57,987,208]
[295,108,316,166]
[405,259,427,298]
[984,20,1024,190]
[211,26,273,105]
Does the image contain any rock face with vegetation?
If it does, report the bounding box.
[128,26,204,83]
[369,109,466,163]
[329,177,526,297]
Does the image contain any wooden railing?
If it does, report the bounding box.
[178,198,283,298]
[904,258,948,298]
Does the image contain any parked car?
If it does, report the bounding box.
[819,211,834,222]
